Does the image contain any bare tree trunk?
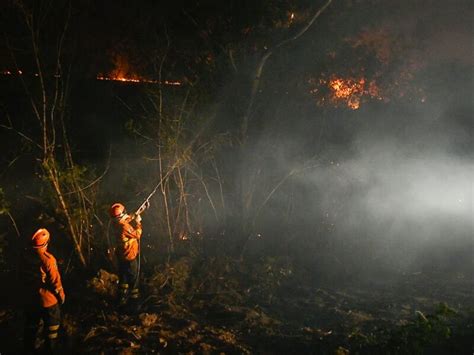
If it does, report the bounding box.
[45,162,87,266]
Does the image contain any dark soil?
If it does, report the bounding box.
[0,261,472,354]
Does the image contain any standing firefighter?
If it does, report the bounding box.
[22,228,65,353]
[110,202,143,310]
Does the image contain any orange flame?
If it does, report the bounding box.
[310,76,384,110]
[96,74,181,86]
[97,53,182,85]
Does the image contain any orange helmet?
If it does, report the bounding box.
[32,228,50,248]
[110,203,126,218]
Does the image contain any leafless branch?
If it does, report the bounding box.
[6,211,20,237]
[253,163,321,226]
[0,124,41,149]
[64,147,112,195]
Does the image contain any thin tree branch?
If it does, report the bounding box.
[64,147,111,195]
[253,163,320,226]
[0,124,42,149]
[7,211,20,237]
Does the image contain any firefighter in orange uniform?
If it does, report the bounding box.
[22,228,65,353]
[110,202,142,308]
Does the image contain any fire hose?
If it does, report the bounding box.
[131,178,167,296]
[131,151,194,295]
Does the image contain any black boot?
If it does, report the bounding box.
[46,337,59,354]
[118,283,129,307]
[128,288,140,313]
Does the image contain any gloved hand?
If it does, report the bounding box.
[135,214,142,223]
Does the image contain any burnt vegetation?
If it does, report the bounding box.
[0,0,473,354]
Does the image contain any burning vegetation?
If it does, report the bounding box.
[96,54,182,85]
[308,69,427,110]
[310,75,384,110]
[96,74,182,85]
[306,25,427,110]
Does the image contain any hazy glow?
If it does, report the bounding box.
[307,134,473,247]
[363,157,473,219]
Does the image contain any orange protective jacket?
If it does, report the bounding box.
[32,251,65,307]
[115,215,142,261]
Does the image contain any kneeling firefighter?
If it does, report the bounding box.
[110,202,145,309]
[21,228,65,354]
